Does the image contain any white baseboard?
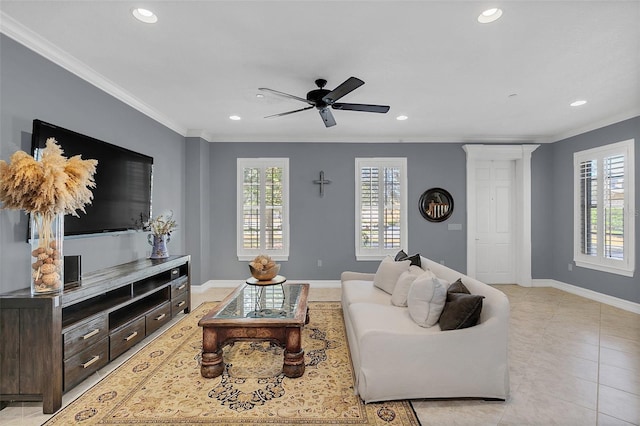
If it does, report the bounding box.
[532,279,640,314]
[192,279,341,293]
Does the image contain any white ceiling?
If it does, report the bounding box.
[1,1,639,143]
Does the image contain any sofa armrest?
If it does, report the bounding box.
[341,271,376,282]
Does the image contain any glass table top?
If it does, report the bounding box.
[214,283,304,320]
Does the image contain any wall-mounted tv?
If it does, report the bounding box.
[31,119,153,237]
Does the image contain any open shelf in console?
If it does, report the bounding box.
[133,272,171,298]
[62,286,131,329]
[109,287,170,330]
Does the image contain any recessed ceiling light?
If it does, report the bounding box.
[570,100,587,107]
[478,8,503,23]
[229,115,241,121]
[396,115,408,121]
[132,8,158,24]
[256,94,265,98]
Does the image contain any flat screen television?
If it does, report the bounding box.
[30,119,153,237]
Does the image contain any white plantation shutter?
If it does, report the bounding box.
[574,140,634,276]
[356,158,407,260]
[603,155,625,260]
[237,158,289,260]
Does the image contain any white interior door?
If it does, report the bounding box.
[474,160,516,284]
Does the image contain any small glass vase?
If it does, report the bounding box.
[148,234,170,259]
[30,212,64,295]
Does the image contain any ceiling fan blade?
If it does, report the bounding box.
[259,87,312,104]
[265,106,314,118]
[332,103,390,113]
[319,108,336,127]
[322,77,364,104]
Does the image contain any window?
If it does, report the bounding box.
[237,158,289,261]
[355,158,407,260]
[574,139,635,276]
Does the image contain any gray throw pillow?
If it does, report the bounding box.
[439,292,484,330]
[448,278,471,294]
[394,250,422,267]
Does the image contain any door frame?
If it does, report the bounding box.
[463,144,539,286]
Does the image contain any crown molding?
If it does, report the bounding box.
[0,11,187,137]
[548,110,640,143]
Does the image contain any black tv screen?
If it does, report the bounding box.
[31,119,153,237]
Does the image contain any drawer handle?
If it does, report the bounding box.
[82,329,100,340]
[155,313,166,321]
[172,270,179,275]
[177,301,186,308]
[81,355,100,369]
[177,284,186,291]
[124,331,138,341]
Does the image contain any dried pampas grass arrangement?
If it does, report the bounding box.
[0,138,98,216]
[0,138,97,293]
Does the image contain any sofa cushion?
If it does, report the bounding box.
[448,278,471,294]
[391,267,433,307]
[439,292,485,330]
[342,280,393,307]
[394,250,422,267]
[373,256,411,294]
[407,275,447,327]
[348,303,442,340]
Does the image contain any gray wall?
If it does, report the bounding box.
[0,34,186,294]
[546,116,639,303]
[209,142,468,280]
[1,34,637,303]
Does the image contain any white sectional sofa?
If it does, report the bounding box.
[341,256,510,403]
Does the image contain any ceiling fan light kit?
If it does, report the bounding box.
[259,77,390,128]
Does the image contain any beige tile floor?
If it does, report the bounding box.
[1,285,638,425]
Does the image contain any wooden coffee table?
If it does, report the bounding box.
[198,283,309,379]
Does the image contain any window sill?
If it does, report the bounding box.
[238,255,288,262]
[574,260,635,277]
[355,254,387,262]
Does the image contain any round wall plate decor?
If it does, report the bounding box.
[419,188,454,222]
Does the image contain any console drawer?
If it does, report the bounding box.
[171,277,188,298]
[63,315,108,359]
[146,302,171,335]
[170,267,181,281]
[109,317,145,360]
[64,337,108,391]
[171,292,189,317]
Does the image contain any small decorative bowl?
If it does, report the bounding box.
[249,264,280,281]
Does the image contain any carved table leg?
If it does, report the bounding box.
[282,327,305,378]
[201,328,224,378]
[201,349,224,378]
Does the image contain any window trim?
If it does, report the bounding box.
[355,157,408,261]
[573,139,635,277]
[237,158,290,261]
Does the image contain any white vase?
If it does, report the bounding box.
[30,212,64,295]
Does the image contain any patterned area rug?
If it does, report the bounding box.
[45,302,419,425]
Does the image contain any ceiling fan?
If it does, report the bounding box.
[259,77,390,128]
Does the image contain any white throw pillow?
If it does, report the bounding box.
[407,275,447,327]
[391,267,433,307]
[373,256,411,294]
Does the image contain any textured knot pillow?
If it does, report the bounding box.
[373,256,411,294]
[391,266,432,307]
[407,274,447,327]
